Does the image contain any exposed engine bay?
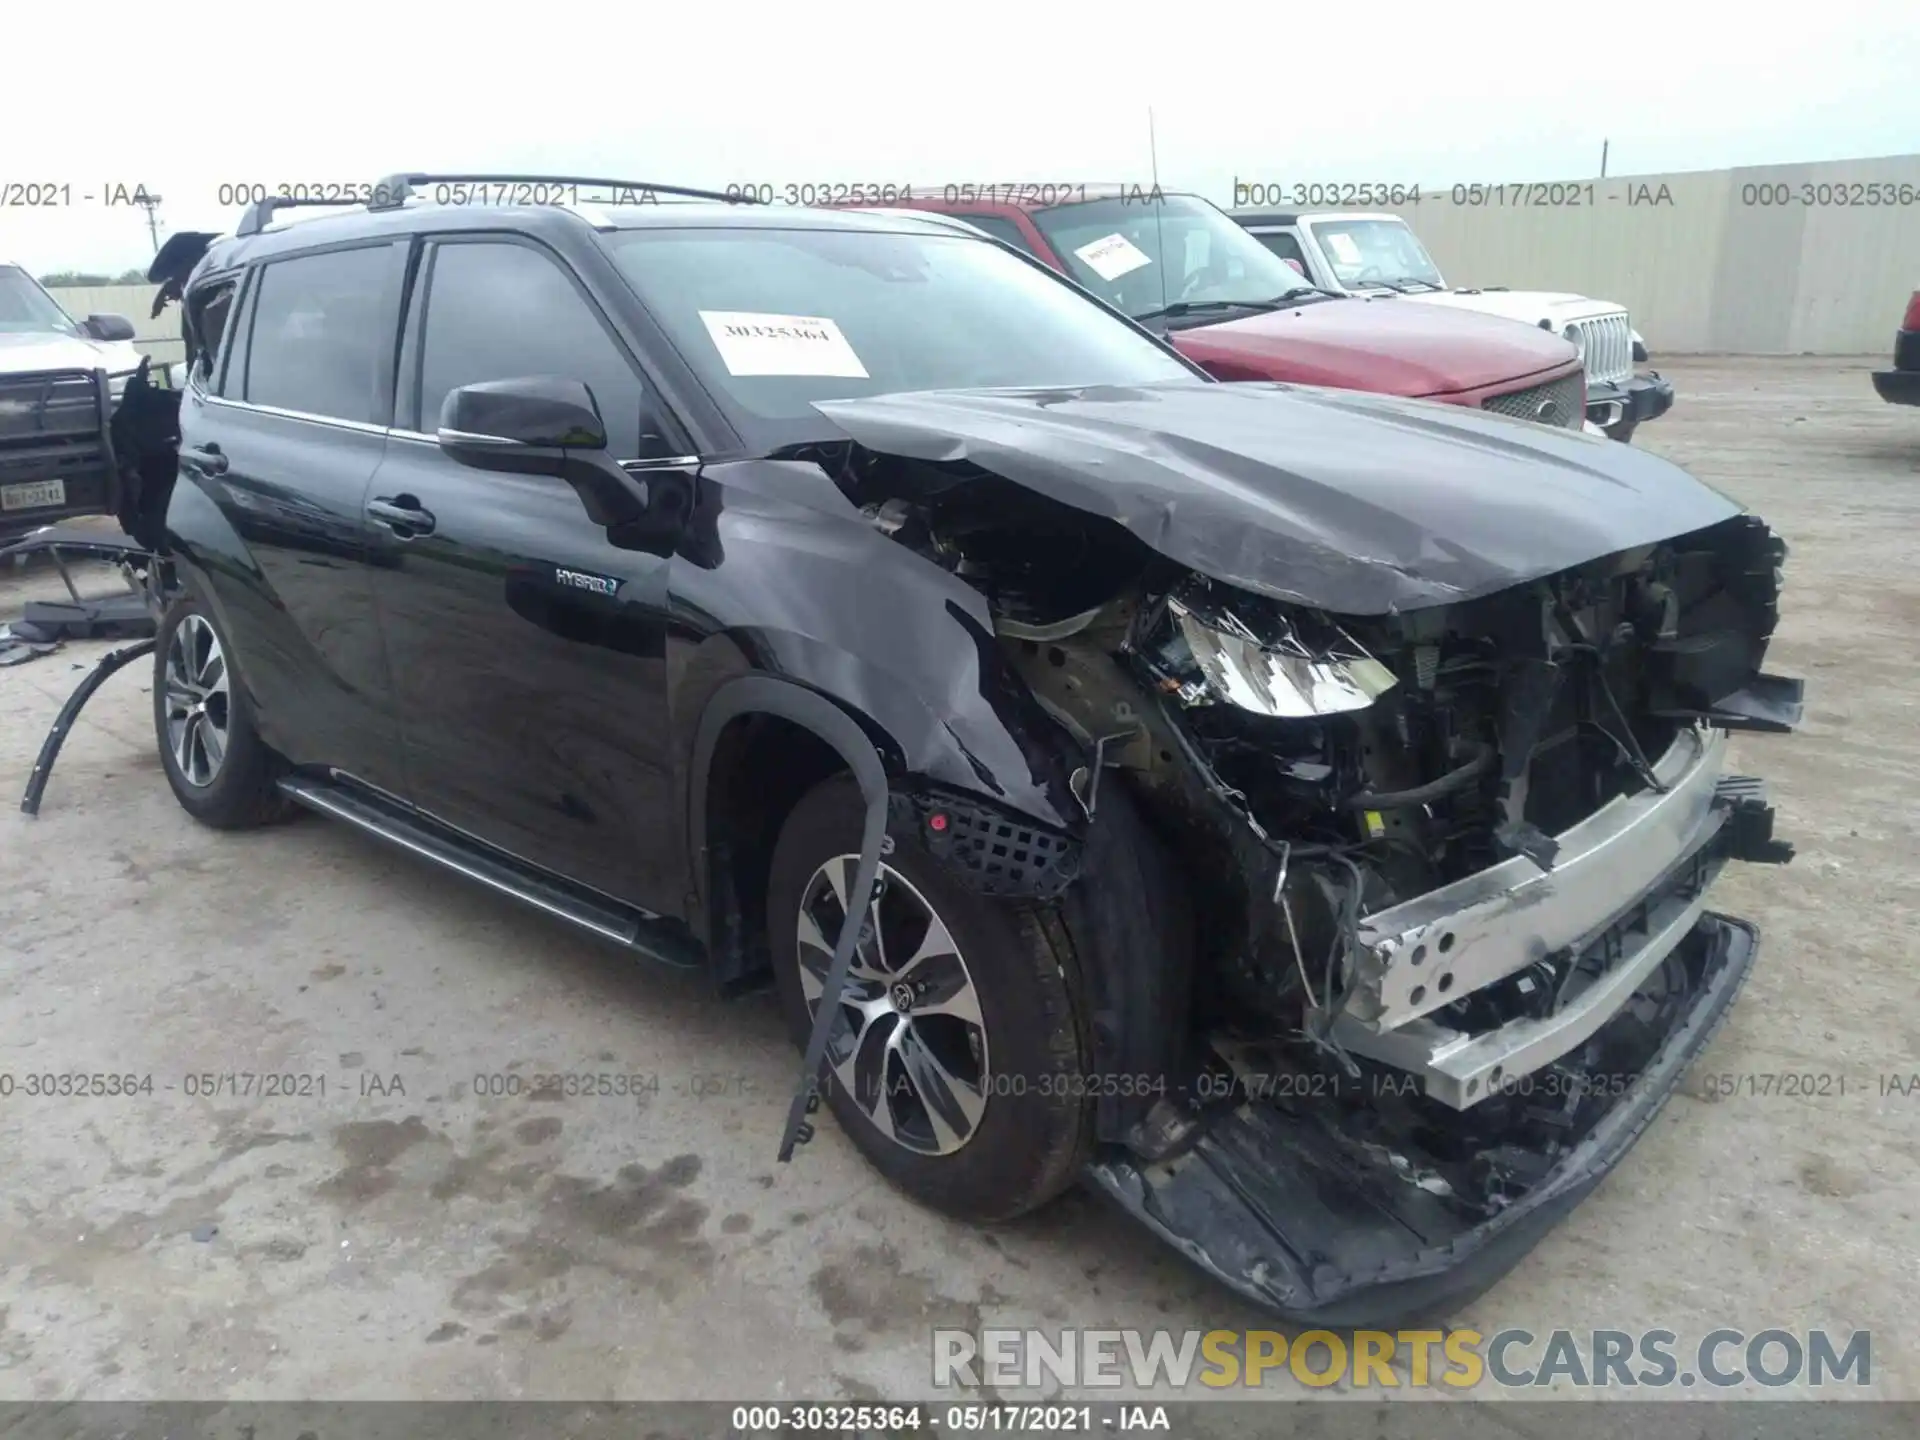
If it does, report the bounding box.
[843,453,1799,1231]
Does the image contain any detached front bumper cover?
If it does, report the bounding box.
[1089,912,1758,1326]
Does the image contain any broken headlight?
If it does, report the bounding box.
[1149,589,1397,718]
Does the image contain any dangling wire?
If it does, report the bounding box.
[1291,849,1366,1080]
[1569,640,1669,794]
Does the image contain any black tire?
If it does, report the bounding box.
[767,775,1093,1221]
[153,592,295,829]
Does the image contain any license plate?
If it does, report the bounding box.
[1,479,66,512]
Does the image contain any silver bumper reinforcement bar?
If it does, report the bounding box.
[1311,725,1742,1109]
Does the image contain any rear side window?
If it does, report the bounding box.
[1254,230,1308,268]
[242,245,398,424]
[186,282,236,389]
[414,241,649,457]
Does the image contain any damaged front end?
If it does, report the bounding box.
[1080,527,1795,1322]
[817,383,1801,1324]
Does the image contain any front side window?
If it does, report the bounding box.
[600,224,1195,448]
[1029,194,1312,321]
[0,266,81,336]
[243,246,397,423]
[414,241,652,457]
[1305,219,1444,291]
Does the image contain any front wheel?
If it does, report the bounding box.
[153,594,295,828]
[767,776,1093,1221]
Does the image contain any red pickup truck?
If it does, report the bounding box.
[868,190,1590,430]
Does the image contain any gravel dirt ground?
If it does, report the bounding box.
[1,355,1916,1404]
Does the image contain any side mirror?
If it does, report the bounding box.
[437,376,609,471]
[436,377,671,547]
[84,313,137,342]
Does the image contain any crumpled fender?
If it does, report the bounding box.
[675,623,1079,837]
[667,462,1087,949]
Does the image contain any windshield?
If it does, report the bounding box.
[1028,194,1314,321]
[602,225,1198,447]
[0,266,82,336]
[1306,218,1445,290]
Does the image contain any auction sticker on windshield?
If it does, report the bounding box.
[698,311,869,378]
[1074,233,1153,282]
[1323,232,1364,266]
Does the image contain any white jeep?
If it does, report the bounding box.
[1231,209,1672,442]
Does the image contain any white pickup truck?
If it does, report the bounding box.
[1230,209,1673,442]
[1,261,146,540]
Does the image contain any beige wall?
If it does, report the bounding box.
[1395,153,1920,355]
[46,283,181,363]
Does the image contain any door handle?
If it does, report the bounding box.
[184,443,228,476]
[366,496,436,536]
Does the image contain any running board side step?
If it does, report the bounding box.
[276,774,702,968]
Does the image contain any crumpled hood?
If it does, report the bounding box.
[814,380,1740,615]
[1405,289,1627,328]
[0,330,142,377]
[1168,297,1578,397]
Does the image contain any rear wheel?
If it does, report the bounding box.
[153,594,294,828]
[767,776,1093,1221]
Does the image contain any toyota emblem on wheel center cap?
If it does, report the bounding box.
[889,981,916,1013]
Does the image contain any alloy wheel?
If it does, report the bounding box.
[163,613,231,787]
[794,856,990,1156]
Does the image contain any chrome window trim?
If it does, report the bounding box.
[202,393,390,436]
[436,427,529,448]
[382,425,697,468]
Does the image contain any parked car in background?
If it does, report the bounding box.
[862,190,1597,435]
[0,262,145,540]
[1232,209,1671,443]
[1871,289,1920,405]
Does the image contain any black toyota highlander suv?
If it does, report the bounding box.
[107,172,1802,1325]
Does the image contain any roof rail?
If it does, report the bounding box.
[234,195,366,237]
[365,173,759,211]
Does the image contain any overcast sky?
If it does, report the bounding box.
[4,0,1917,273]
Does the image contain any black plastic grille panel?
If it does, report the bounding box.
[1482,372,1585,429]
[888,791,1082,898]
